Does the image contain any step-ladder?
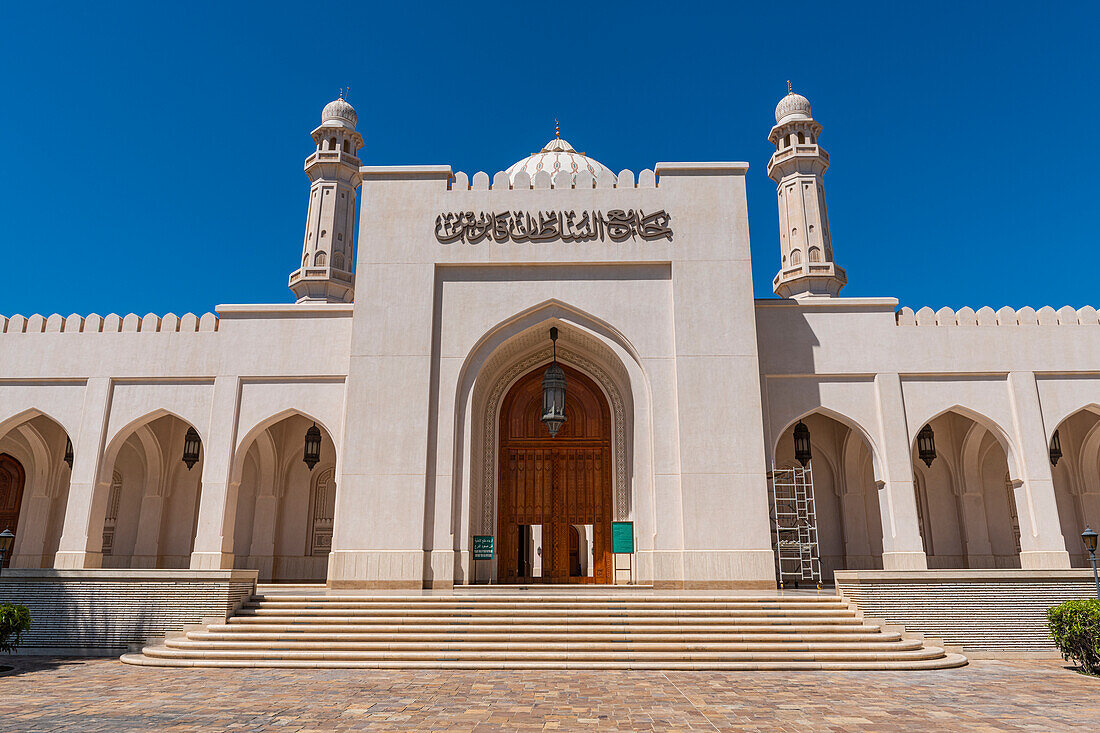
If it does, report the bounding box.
[769,463,822,588]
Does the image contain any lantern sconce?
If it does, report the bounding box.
[793,421,812,467]
[303,423,322,471]
[1049,430,1063,467]
[63,437,74,469]
[917,424,937,467]
[540,327,568,438]
[182,427,202,470]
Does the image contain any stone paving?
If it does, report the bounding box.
[0,657,1097,731]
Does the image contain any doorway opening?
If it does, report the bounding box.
[497,364,612,583]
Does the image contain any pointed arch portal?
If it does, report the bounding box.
[497,364,613,584]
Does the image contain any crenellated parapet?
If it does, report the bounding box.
[448,167,660,191]
[896,305,1100,326]
[0,312,219,334]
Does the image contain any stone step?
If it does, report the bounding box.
[190,630,903,643]
[166,638,925,652]
[240,603,844,611]
[140,645,948,662]
[250,594,843,604]
[120,652,969,671]
[209,622,879,634]
[121,593,965,670]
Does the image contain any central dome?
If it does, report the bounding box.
[505,135,611,184]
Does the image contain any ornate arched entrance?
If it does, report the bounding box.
[498,364,613,583]
[0,453,26,568]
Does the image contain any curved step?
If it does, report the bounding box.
[121,651,968,671]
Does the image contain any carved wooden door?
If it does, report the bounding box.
[498,364,613,584]
[0,454,26,567]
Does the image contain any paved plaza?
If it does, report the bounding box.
[0,657,1097,731]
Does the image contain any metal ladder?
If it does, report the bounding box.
[768,463,822,588]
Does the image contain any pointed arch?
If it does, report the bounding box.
[773,407,884,483]
[911,405,1020,480]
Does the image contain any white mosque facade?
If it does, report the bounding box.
[2,91,1098,590]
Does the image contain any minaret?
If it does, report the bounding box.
[288,92,363,303]
[768,85,846,298]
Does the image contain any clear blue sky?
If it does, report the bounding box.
[1,2,1095,317]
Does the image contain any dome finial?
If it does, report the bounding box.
[787,80,792,95]
[555,118,560,139]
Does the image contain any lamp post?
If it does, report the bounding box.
[0,529,13,575]
[1083,526,1100,600]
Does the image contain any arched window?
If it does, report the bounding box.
[333,252,345,270]
[329,136,337,150]
[809,246,823,263]
[342,140,349,153]
[302,253,309,267]
[314,251,327,266]
[102,471,123,555]
[790,248,802,266]
[798,132,806,144]
[310,468,336,555]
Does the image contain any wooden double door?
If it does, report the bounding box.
[498,364,613,584]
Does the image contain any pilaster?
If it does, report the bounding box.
[54,377,112,569]
[1006,371,1071,568]
[190,375,241,570]
[873,373,928,570]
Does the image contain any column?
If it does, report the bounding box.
[959,492,995,566]
[248,492,278,581]
[190,375,241,569]
[130,493,165,567]
[872,373,928,570]
[54,377,112,569]
[11,494,51,568]
[1006,371,1071,569]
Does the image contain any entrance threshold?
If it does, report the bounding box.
[455,584,654,594]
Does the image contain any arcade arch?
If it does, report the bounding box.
[97,413,204,568]
[773,412,884,580]
[0,412,72,568]
[910,410,1021,569]
[1047,407,1100,567]
[230,412,337,582]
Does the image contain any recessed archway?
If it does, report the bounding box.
[911,410,1021,569]
[97,413,204,568]
[773,412,884,581]
[1047,406,1100,567]
[229,412,338,582]
[497,363,613,584]
[0,412,73,568]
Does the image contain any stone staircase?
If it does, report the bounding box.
[120,591,967,670]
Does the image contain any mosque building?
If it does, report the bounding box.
[2,88,1099,598]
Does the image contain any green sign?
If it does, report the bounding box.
[611,522,634,554]
[473,535,494,560]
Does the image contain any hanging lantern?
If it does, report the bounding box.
[303,423,322,471]
[793,421,812,467]
[917,424,937,467]
[1049,430,1063,467]
[63,437,74,469]
[541,327,567,438]
[182,427,201,470]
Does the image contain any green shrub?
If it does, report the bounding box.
[1048,599,1100,674]
[0,604,31,654]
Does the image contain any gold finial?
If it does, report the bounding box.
[787,80,792,95]
[555,118,560,138]
[339,87,344,100]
